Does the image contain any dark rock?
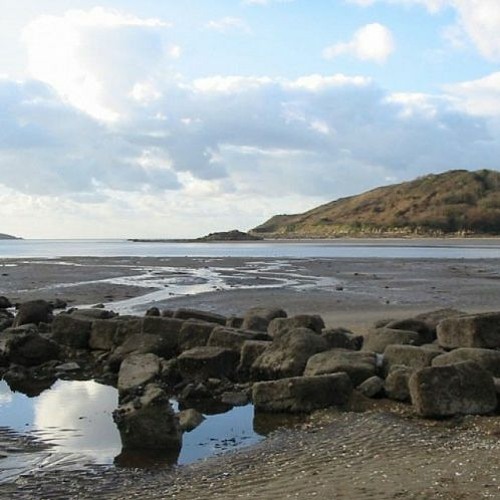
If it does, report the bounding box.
[226,316,244,328]
[4,331,60,367]
[70,308,116,320]
[13,300,53,327]
[51,314,92,349]
[268,315,325,337]
[142,316,183,348]
[409,361,497,417]
[173,308,226,325]
[414,308,466,334]
[385,318,435,344]
[382,345,442,376]
[304,349,377,386]
[362,327,421,353]
[385,365,413,402]
[177,346,240,381]
[0,296,12,309]
[432,348,500,377]
[252,373,353,413]
[322,328,363,350]
[437,312,500,349]
[113,317,143,345]
[89,319,119,351]
[178,320,216,351]
[241,307,287,332]
[145,307,160,317]
[251,328,328,380]
[207,327,259,352]
[113,384,182,452]
[236,340,271,381]
[357,376,385,398]
[50,298,67,310]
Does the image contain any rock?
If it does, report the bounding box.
[357,376,385,398]
[241,307,287,332]
[414,308,466,333]
[113,317,143,345]
[385,365,413,402]
[145,307,160,317]
[362,327,421,353]
[51,314,92,349]
[70,308,116,320]
[252,373,353,413]
[236,340,271,381]
[409,361,497,417]
[173,308,226,325]
[55,362,80,372]
[13,300,53,327]
[220,390,250,406]
[178,408,205,432]
[432,348,500,377]
[50,298,67,310]
[178,320,216,351]
[118,353,161,392]
[322,328,363,350]
[0,296,12,309]
[268,315,325,337]
[226,316,244,328]
[177,346,240,381]
[437,312,500,349]
[304,349,377,386]
[207,327,260,352]
[251,328,328,380]
[142,316,183,347]
[88,319,120,351]
[385,318,435,344]
[4,331,60,367]
[113,384,182,451]
[382,345,442,376]
[113,333,178,362]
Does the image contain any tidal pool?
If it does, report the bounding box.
[0,379,262,481]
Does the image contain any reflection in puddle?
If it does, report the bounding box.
[0,380,262,480]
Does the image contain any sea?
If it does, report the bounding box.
[2,238,500,259]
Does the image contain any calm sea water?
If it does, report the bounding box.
[1,238,500,259]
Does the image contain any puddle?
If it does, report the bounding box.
[0,380,262,482]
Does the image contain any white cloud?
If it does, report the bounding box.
[206,17,251,34]
[323,23,395,63]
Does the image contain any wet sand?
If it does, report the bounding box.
[2,255,500,498]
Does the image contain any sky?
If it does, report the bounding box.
[1,0,500,238]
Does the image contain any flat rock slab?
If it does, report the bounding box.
[177,346,240,380]
[437,312,500,349]
[252,373,353,413]
[52,314,92,349]
[304,349,377,386]
[409,361,497,417]
[118,353,161,392]
[362,328,421,354]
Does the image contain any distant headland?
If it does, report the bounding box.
[129,229,263,243]
[0,233,22,240]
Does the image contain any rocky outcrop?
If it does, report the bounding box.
[431,348,500,377]
[252,374,353,413]
[409,361,497,417]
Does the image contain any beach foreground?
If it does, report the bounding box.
[2,255,500,499]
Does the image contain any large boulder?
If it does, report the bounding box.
[173,308,226,325]
[117,353,161,392]
[384,365,413,402]
[89,319,120,351]
[70,308,116,320]
[241,307,287,332]
[113,333,178,361]
[268,315,325,338]
[13,300,53,327]
[252,373,353,413]
[178,320,216,351]
[177,346,240,381]
[321,328,363,350]
[414,308,466,334]
[357,376,385,398]
[51,314,92,349]
[141,317,183,347]
[207,327,262,352]
[4,331,60,367]
[0,296,12,309]
[113,384,182,452]
[382,345,441,376]
[437,312,500,349]
[409,361,497,417]
[384,318,435,344]
[432,348,500,377]
[251,328,328,380]
[236,340,271,381]
[113,317,143,345]
[362,327,421,353]
[304,349,377,386]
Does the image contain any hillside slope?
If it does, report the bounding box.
[252,169,500,238]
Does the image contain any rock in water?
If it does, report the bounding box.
[113,384,182,452]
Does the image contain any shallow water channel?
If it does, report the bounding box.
[0,379,263,482]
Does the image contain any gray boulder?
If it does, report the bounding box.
[409,361,497,417]
[322,328,363,350]
[178,320,216,351]
[113,317,143,345]
[432,348,500,377]
[13,300,53,327]
[251,328,328,380]
[142,316,184,346]
[384,365,413,402]
[304,349,377,386]
[113,333,177,361]
[268,315,325,338]
[236,340,271,381]
[252,373,352,413]
[177,346,240,381]
[357,376,385,398]
[382,345,441,376]
[362,327,421,353]
[118,353,161,392]
[173,308,226,325]
[113,384,182,451]
[52,314,92,349]
[241,307,287,332]
[385,318,435,344]
[437,312,500,349]
[3,331,60,367]
[178,408,205,432]
[70,308,116,320]
[89,319,119,351]
[207,327,261,352]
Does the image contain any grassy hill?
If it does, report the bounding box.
[251,169,500,238]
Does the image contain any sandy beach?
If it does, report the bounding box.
[2,254,500,499]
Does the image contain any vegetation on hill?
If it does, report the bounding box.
[197,230,263,241]
[251,169,500,238]
[0,233,21,240]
